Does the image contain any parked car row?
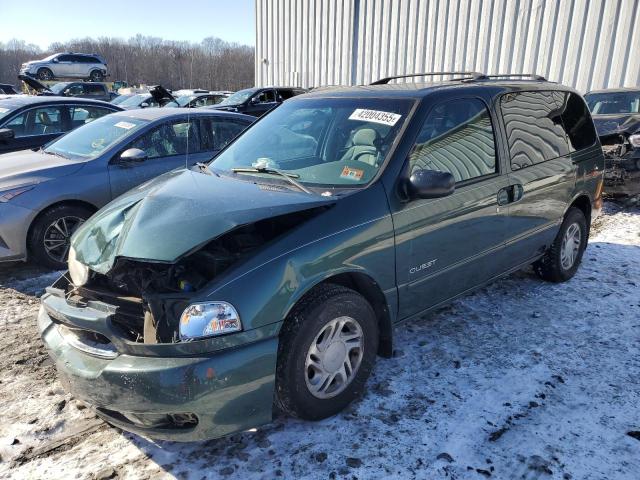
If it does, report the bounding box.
[25,73,604,444]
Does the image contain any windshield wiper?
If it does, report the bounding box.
[231,167,313,194]
[42,150,68,160]
[194,162,218,176]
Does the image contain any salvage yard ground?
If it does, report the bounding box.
[0,202,639,480]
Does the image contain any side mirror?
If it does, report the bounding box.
[0,128,15,141]
[118,148,147,164]
[52,58,59,63]
[406,169,455,199]
[250,97,259,105]
[140,102,149,108]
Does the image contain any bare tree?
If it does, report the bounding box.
[0,36,254,91]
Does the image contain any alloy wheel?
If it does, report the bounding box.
[560,222,581,270]
[305,316,364,399]
[43,216,84,264]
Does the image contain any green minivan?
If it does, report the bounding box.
[39,73,604,441]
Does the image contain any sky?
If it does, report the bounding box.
[0,0,255,49]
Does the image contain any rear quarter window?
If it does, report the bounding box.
[555,92,598,151]
[500,91,570,169]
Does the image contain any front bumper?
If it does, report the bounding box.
[38,293,280,441]
[0,202,36,262]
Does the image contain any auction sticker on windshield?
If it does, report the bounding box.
[349,109,401,126]
[114,121,137,130]
[340,166,364,181]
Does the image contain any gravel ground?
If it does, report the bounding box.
[0,201,638,480]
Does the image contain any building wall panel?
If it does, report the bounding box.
[255,0,640,92]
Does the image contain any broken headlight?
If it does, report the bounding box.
[68,246,89,287]
[179,302,242,340]
[629,134,640,148]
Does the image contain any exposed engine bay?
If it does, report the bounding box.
[600,133,640,196]
[63,208,326,343]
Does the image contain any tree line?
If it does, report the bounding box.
[0,36,255,91]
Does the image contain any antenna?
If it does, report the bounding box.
[185,51,194,170]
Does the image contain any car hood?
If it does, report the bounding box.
[592,114,640,138]
[71,169,335,274]
[149,85,176,107]
[18,75,52,94]
[0,150,85,190]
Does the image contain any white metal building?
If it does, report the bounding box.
[255,0,640,92]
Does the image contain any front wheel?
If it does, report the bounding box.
[275,284,378,420]
[28,205,93,269]
[534,207,588,282]
[89,70,104,82]
[37,68,53,81]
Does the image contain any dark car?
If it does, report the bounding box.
[19,75,114,102]
[0,108,254,268]
[0,83,19,95]
[39,73,603,442]
[211,86,306,116]
[585,88,640,195]
[0,96,122,154]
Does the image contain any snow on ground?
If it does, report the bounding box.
[0,202,639,480]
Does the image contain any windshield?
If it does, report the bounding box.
[50,83,69,94]
[212,97,414,188]
[111,94,133,105]
[0,105,15,123]
[218,89,256,106]
[585,92,640,115]
[44,115,148,160]
[119,94,150,108]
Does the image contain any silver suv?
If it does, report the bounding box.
[20,52,108,82]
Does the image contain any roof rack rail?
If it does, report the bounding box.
[370,72,486,85]
[474,73,547,81]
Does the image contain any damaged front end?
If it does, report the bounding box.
[38,169,335,440]
[595,117,640,196]
[58,208,324,346]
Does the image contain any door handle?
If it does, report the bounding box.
[497,184,524,205]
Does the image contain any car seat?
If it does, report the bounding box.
[38,111,59,134]
[339,128,379,166]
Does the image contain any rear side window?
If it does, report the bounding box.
[69,105,113,127]
[500,91,569,169]
[556,92,598,151]
[85,84,104,95]
[4,106,65,137]
[200,118,250,151]
[409,99,497,183]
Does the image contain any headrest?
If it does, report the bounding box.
[38,111,52,125]
[353,128,377,146]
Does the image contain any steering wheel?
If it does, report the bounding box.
[351,150,378,166]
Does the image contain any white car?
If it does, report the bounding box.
[20,52,108,82]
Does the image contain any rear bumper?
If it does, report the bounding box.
[38,297,279,441]
[0,202,35,262]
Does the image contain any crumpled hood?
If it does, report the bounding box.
[71,169,335,274]
[0,150,85,190]
[592,114,640,138]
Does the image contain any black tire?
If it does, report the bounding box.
[275,284,378,420]
[534,207,588,283]
[89,70,104,82]
[28,204,93,270]
[37,68,53,81]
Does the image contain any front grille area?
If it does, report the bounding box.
[73,283,146,342]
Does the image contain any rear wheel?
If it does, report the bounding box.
[534,207,588,282]
[275,284,378,420]
[28,205,93,269]
[37,68,53,81]
[89,70,104,82]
